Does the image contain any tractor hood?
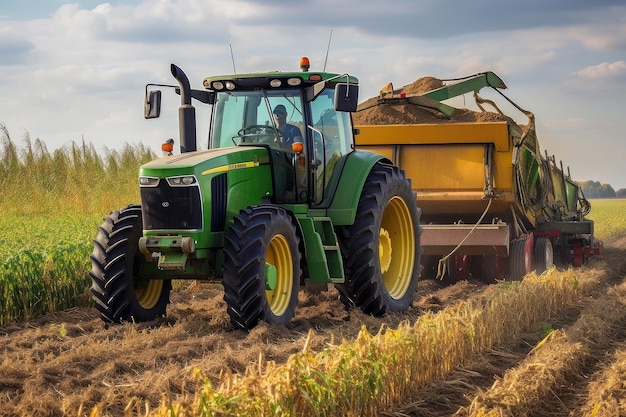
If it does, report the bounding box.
[138,145,274,246]
[139,146,270,179]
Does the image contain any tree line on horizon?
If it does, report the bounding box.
[580,180,626,199]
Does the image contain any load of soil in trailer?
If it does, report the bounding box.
[353,76,518,127]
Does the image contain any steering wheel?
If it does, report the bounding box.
[237,125,281,144]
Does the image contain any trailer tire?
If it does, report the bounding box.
[419,255,439,280]
[509,237,532,280]
[338,164,421,316]
[534,237,554,274]
[222,206,302,330]
[89,205,172,323]
[476,255,504,284]
[440,254,470,285]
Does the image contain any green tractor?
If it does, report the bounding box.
[89,58,422,330]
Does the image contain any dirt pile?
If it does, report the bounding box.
[399,76,444,95]
[353,76,513,126]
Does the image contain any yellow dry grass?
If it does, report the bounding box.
[93,263,608,417]
[457,251,626,417]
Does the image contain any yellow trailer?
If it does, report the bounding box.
[354,72,601,282]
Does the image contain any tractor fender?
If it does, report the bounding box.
[327,150,392,225]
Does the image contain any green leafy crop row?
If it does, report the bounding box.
[0,124,154,323]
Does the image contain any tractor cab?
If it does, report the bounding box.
[204,64,359,206]
[145,57,360,207]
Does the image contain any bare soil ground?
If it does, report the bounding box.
[1,235,625,417]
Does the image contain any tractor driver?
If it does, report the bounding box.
[272,104,302,147]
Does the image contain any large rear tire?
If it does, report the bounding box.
[89,205,171,323]
[222,206,302,330]
[338,164,421,316]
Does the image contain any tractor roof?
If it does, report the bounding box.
[203,70,358,91]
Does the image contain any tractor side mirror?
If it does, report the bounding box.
[144,90,162,119]
[334,83,359,112]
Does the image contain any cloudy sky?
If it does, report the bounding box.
[1,0,625,189]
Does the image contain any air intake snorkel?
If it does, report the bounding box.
[171,63,197,153]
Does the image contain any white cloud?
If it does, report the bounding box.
[1,0,625,189]
[566,16,626,51]
[573,60,626,80]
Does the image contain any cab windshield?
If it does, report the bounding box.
[211,90,304,150]
[209,86,354,205]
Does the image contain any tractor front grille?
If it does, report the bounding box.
[210,173,227,232]
[141,180,202,230]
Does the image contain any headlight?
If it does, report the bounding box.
[167,175,197,186]
[287,77,302,86]
[139,176,160,187]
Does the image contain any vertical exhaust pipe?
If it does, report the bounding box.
[170,64,197,153]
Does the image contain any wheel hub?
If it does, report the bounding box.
[379,227,392,274]
[134,280,164,309]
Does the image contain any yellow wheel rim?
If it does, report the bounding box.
[134,280,163,309]
[381,196,415,299]
[265,234,293,316]
[379,228,392,274]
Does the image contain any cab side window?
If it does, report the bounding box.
[309,88,353,205]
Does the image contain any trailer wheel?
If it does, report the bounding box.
[222,206,302,330]
[476,255,504,284]
[534,237,554,274]
[440,254,470,285]
[89,205,172,323]
[338,164,421,316]
[419,255,439,280]
[509,237,532,280]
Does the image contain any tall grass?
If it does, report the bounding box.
[0,123,155,323]
[0,123,153,215]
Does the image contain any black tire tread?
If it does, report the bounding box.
[89,204,171,323]
[222,206,302,330]
[338,164,421,316]
[509,238,530,281]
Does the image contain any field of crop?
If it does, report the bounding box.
[1,128,626,417]
[0,124,151,323]
[586,198,626,240]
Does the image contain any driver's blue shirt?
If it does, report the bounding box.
[279,124,301,145]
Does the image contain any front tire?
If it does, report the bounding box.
[89,205,171,323]
[222,206,302,330]
[338,164,421,316]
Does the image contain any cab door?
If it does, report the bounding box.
[308,88,354,207]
